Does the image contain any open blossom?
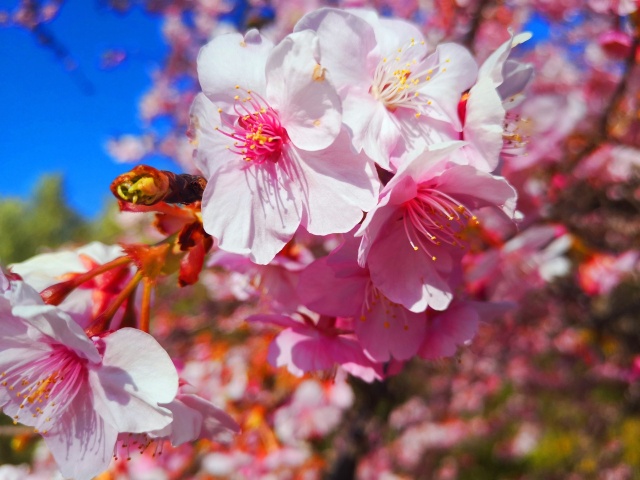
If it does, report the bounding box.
[297,232,427,362]
[452,32,533,173]
[357,142,518,312]
[0,272,178,480]
[190,28,379,264]
[295,7,478,169]
[248,313,383,382]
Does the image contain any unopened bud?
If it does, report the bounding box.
[111,165,170,206]
[40,280,76,306]
[111,165,207,206]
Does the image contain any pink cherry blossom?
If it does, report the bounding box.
[248,313,383,382]
[191,29,379,264]
[357,142,518,312]
[0,275,178,480]
[295,7,478,169]
[453,32,533,173]
[297,232,428,362]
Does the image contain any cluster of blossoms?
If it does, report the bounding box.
[4,0,640,478]
[187,7,528,376]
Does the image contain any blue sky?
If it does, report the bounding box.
[0,2,175,218]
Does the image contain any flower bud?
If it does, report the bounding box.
[40,279,76,306]
[111,165,170,205]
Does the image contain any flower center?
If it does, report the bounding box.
[370,39,449,113]
[1,345,87,434]
[359,281,409,331]
[216,89,288,164]
[402,186,479,260]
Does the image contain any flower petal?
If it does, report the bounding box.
[266,30,342,151]
[90,328,178,434]
[44,392,118,480]
[295,129,379,235]
[200,161,302,265]
[197,30,272,104]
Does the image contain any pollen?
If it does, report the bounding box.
[215,89,287,164]
[312,64,326,81]
[402,185,477,258]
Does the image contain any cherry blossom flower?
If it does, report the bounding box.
[0,273,179,480]
[295,7,478,169]
[248,313,383,382]
[191,28,379,264]
[453,32,533,173]
[357,142,518,312]
[297,232,427,362]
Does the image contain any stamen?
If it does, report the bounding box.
[403,185,478,255]
[370,40,450,112]
[216,88,288,164]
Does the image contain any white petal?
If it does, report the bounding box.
[197,30,272,103]
[90,328,178,433]
[266,30,342,151]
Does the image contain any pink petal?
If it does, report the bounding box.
[294,8,376,90]
[12,304,100,363]
[179,393,240,441]
[419,303,480,360]
[436,165,518,218]
[90,328,178,434]
[367,224,455,312]
[462,78,505,172]
[266,30,342,151]
[44,392,118,480]
[197,30,272,103]
[295,129,379,235]
[355,300,426,362]
[200,161,302,265]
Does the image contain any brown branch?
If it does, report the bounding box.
[599,34,640,141]
[463,0,492,53]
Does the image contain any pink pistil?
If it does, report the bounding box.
[217,92,288,164]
